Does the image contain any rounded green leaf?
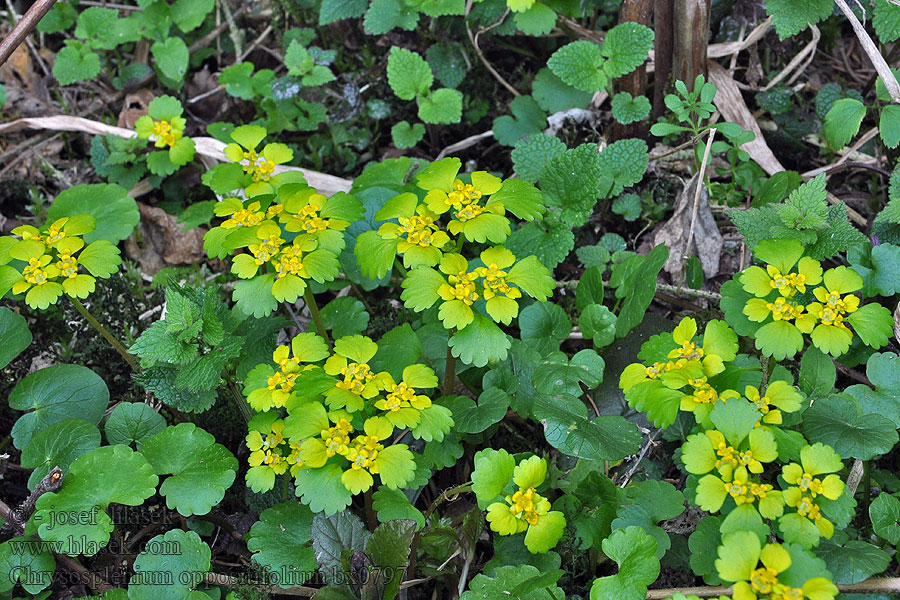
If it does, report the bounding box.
[472,448,515,509]
[32,445,158,555]
[0,536,55,594]
[10,364,109,450]
[139,423,238,516]
[804,394,899,460]
[248,502,317,587]
[448,312,511,367]
[20,418,101,490]
[47,184,139,243]
[0,306,31,369]
[590,526,659,600]
[129,529,210,600]
[105,402,167,448]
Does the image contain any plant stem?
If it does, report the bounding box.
[363,487,377,531]
[862,460,872,530]
[69,296,138,370]
[303,287,330,345]
[443,337,456,397]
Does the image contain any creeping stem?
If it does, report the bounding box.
[303,287,330,345]
[69,296,139,370]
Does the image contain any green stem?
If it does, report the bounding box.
[363,487,377,531]
[303,287,330,345]
[393,257,408,278]
[69,296,139,370]
[443,335,456,397]
[862,460,872,531]
[0,435,10,454]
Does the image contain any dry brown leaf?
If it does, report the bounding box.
[117,89,155,129]
[0,115,353,196]
[124,202,207,275]
[707,61,785,176]
[653,172,723,279]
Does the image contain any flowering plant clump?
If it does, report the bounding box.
[777,443,846,546]
[134,95,196,176]
[240,331,452,513]
[0,214,121,309]
[715,531,837,600]
[202,159,363,316]
[732,239,893,358]
[619,316,739,427]
[473,451,566,554]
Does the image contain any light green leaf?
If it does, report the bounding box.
[372,487,425,528]
[448,312,511,367]
[151,37,189,87]
[590,527,659,600]
[547,41,607,93]
[391,120,426,148]
[824,98,866,149]
[601,22,654,79]
[48,183,139,243]
[387,47,433,100]
[611,92,651,124]
[766,0,834,39]
[418,88,463,124]
[880,104,900,149]
[472,448,515,508]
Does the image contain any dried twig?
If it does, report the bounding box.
[464,0,521,96]
[835,0,900,102]
[0,0,57,67]
[682,127,716,288]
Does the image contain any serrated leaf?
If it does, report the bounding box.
[598,138,648,196]
[418,88,462,124]
[611,92,651,124]
[817,539,891,585]
[391,120,426,148]
[601,22,654,79]
[547,41,607,93]
[824,98,866,149]
[319,0,367,24]
[48,183,139,243]
[128,529,210,600]
[387,47,433,100]
[104,402,166,448]
[311,511,371,584]
[589,527,659,600]
[766,0,833,38]
[511,134,566,182]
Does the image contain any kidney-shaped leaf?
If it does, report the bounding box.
[804,394,899,460]
[139,423,238,516]
[248,502,318,588]
[31,445,158,555]
[534,393,640,462]
[10,364,109,450]
[104,402,166,448]
[128,529,211,600]
[20,418,100,490]
[47,183,139,243]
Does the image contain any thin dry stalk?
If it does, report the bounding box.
[0,0,57,66]
[835,0,900,102]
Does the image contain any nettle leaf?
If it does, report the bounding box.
[134,365,217,413]
[816,539,891,585]
[493,95,547,146]
[506,221,575,269]
[53,41,100,85]
[439,388,510,434]
[461,565,564,600]
[589,526,660,600]
[128,529,210,600]
[372,487,426,527]
[601,22,654,79]
[540,143,605,226]
[139,423,238,516]
[48,183,139,243]
[0,306,31,369]
[387,47,433,101]
[171,0,214,32]
[598,138,649,196]
[366,519,418,600]
[534,393,641,462]
[803,394,899,460]
[426,42,468,88]
[766,0,833,38]
[32,445,158,556]
[870,492,900,544]
[880,104,900,149]
[248,502,317,587]
[319,0,367,24]
[104,402,166,449]
[20,418,100,490]
[875,0,900,42]
[311,511,371,585]
[611,92,651,124]
[824,98,866,149]
[511,134,566,182]
[364,0,419,34]
[10,364,109,450]
[547,41,607,93]
[845,352,900,427]
[514,2,557,35]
